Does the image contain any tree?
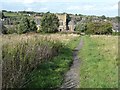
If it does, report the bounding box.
[115,16,120,23]
[75,23,87,33]
[66,14,71,25]
[101,15,106,20]
[85,21,112,35]
[30,20,37,32]
[40,12,59,33]
[18,17,30,34]
[1,12,5,19]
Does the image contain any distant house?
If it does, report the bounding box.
[68,19,76,32]
[112,23,119,32]
[92,17,101,22]
[34,15,42,30]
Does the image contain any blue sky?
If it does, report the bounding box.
[0,0,119,17]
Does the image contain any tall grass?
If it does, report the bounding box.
[2,34,80,88]
[2,35,62,88]
[25,35,81,88]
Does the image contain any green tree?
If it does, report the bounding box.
[18,17,30,34]
[101,15,106,20]
[40,12,59,33]
[115,16,120,23]
[75,23,87,33]
[66,14,71,25]
[85,22,112,35]
[0,12,5,19]
[30,20,37,32]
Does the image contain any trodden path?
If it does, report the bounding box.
[61,38,83,88]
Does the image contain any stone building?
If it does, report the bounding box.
[56,13,67,31]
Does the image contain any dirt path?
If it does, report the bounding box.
[61,38,83,88]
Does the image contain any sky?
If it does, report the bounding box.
[0,0,119,17]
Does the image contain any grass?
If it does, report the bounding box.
[25,34,81,88]
[4,12,29,17]
[79,35,118,88]
[2,33,80,88]
[4,12,19,17]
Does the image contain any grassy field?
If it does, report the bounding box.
[2,33,80,88]
[79,35,118,88]
[26,35,81,88]
[3,12,29,17]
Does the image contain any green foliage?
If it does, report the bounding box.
[66,14,71,25]
[25,36,80,88]
[1,25,8,34]
[1,12,5,19]
[112,32,120,36]
[6,26,17,34]
[101,15,106,20]
[2,35,63,88]
[30,20,37,32]
[2,34,80,88]
[85,22,112,35]
[18,18,37,34]
[18,17,30,34]
[40,12,59,33]
[75,23,87,33]
[115,16,120,23]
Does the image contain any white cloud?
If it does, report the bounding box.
[26,8,33,11]
[67,5,96,11]
[101,3,118,11]
[1,0,80,3]
[83,5,96,10]
[67,6,81,10]
[23,0,36,4]
[39,7,48,11]
[112,4,118,9]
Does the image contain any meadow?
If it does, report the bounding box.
[79,35,118,88]
[2,33,80,88]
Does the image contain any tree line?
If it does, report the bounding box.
[75,21,113,35]
[2,12,60,34]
